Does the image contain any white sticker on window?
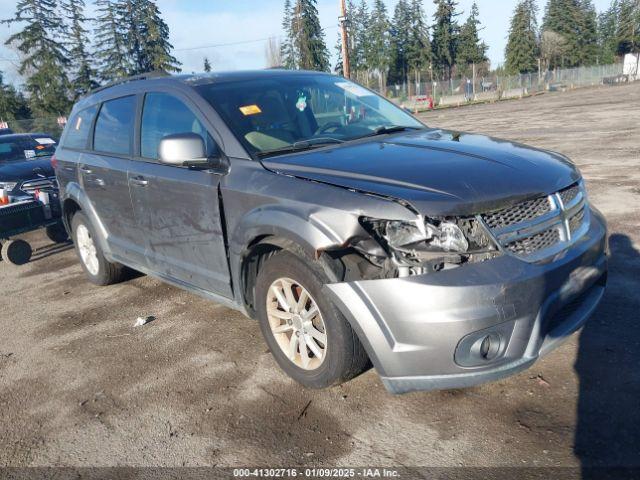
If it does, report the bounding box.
[335,82,372,98]
[35,137,56,145]
[24,150,36,158]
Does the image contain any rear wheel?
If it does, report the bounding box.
[71,212,126,286]
[255,251,369,389]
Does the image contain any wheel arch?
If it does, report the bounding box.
[61,183,110,254]
[238,233,346,318]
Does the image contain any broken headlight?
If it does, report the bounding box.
[359,216,500,276]
[381,219,469,253]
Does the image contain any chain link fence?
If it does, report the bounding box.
[380,63,627,111]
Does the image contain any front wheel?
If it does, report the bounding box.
[255,251,370,389]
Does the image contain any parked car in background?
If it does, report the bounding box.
[0,133,58,201]
[55,71,608,394]
[0,128,15,136]
[0,133,68,248]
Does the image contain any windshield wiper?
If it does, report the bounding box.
[369,125,423,137]
[257,137,344,158]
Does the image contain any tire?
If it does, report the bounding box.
[1,239,32,266]
[46,223,70,244]
[71,211,126,286]
[255,250,370,389]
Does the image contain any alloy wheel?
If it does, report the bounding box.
[266,277,328,370]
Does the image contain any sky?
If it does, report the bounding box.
[0,0,614,87]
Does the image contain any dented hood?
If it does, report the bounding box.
[261,129,581,216]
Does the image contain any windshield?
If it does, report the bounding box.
[195,74,425,157]
[0,135,57,163]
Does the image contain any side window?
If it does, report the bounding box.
[94,96,136,156]
[63,105,98,149]
[140,92,217,160]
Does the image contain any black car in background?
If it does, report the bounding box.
[0,133,58,199]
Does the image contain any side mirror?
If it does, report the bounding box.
[159,133,220,169]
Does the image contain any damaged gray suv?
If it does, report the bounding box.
[55,70,608,394]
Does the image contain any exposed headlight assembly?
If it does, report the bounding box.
[383,219,469,253]
[359,216,499,276]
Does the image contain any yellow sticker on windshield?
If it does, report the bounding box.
[240,104,262,116]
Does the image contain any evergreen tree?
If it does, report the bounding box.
[542,0,583,68]
[353,0,371,81]
[597,1,619,63]
[2,0,71,119]
[456,1,488,75]
[334,32,345,75]
[432,0,460,79]
[94,0,130,82]
[61,0,97,97]
[367,0,392,90]
[505,0,540,74]
[0,70,31,122]
[280,0,297,69]
[577,0,599,65]
[389,0,412,85]
[290,0,330,71]
[406,0,432,85]
[119,0,181,75]
[616,0,640,55]
[203,57,212,72]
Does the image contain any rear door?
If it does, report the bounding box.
[80,95,142,264]
[128,91,232,298]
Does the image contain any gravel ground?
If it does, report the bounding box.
[1,83,639,470]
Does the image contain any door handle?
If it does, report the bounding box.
[63,166,76,172]
[80,166,93,174]
[130,176,149,187]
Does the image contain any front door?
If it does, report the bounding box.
[128,91,232,298]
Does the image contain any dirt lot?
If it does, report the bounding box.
[1,83,639,471]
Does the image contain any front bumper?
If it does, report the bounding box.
[324,208,608,394]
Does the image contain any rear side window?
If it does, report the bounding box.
[64,105,98,149]
[140,92,216,160]
[94,96,136,156]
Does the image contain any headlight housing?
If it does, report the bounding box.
[359,216,500,276]
[383,219,469,253]
[0,182,18,192]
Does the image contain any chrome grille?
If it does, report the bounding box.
[506,227,561,256]
[479,182,589,262]
[569,208,586,235]
[559,184,581,206]
[481,196,551,229]
[20,177,57,192]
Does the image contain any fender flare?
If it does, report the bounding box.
[62,182,111,256]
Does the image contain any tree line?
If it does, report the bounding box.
[0,0,179,127]
[505,0,640,74]
[280,0,640,87]
[281,0,489,91]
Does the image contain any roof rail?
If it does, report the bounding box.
[89,71,171,95]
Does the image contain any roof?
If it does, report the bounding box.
[177,69,332,86]
[89,69,334,95]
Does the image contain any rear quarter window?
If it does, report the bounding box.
[63,105,98,149]
[93,96,136,156]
